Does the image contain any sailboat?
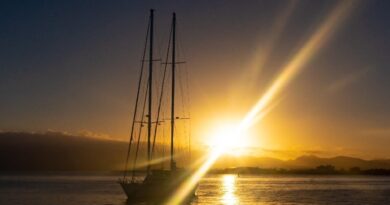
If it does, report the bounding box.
[118,10,197,202]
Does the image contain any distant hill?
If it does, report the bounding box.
[213,154,390,170]
[286,155,390,169]
[0,131,190,172]
[0,131,128,171]
[1,132,390,171]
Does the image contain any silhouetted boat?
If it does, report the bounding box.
[118,9,196,203]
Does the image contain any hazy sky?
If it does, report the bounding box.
[1,0,389,159]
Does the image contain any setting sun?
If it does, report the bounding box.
[2,1,390,205]
[207,122,253,156]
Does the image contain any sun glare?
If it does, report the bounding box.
[208,123,252,155]
[167,1,358,204]
[222,175,238,205]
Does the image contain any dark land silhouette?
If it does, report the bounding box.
[0,131,127,171]
[212,165,390,176]
[1,131,390,175]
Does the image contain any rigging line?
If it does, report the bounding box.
[151,19,173,158]
[182,65,192,163]
[174,123,178,157]
[176,22,184,62]
[183,77,192,162]
[179,64,190,117]
[173,123,184,156]
[187,114,191,164]
[176,22,192,164]
[161,119,166,169]
[160,103,168,169]
[178,66,189,152]
[153,59,162,108]
[123,20,150,179]
[176,25,190,118]
[177,68,187,151]
[131,82,149,181]
[178,66,186,114]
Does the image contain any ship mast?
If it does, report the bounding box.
[170,12,176,170]
[147,9,154,174]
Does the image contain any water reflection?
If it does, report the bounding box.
[221,175,238,205]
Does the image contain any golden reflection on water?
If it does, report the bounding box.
[221,175,238,205]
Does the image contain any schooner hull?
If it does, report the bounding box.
[120,182,196,202]
[119,170,197,203]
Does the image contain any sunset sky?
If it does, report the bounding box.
[1,0,390,159]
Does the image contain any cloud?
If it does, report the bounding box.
[0,129,123,142]
[78,129,123,141]
[326,67,371,94]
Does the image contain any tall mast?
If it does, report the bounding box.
[147,9,154,174]
[170,12,176,170]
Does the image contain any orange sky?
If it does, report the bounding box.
[1,1,390,159]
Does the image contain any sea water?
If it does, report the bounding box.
[0,174,390,204]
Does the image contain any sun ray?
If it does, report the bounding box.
[239,0,357,131]
[167,1,358,204]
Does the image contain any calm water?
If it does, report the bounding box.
[1,174,390,204]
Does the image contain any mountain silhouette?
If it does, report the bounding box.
[1,132,390,171]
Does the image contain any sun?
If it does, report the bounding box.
[207,122,252,156]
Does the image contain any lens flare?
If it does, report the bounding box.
[239,0,357,131]
[129,155,172,169]
[166,150,220,204]
[167,1,357,204]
